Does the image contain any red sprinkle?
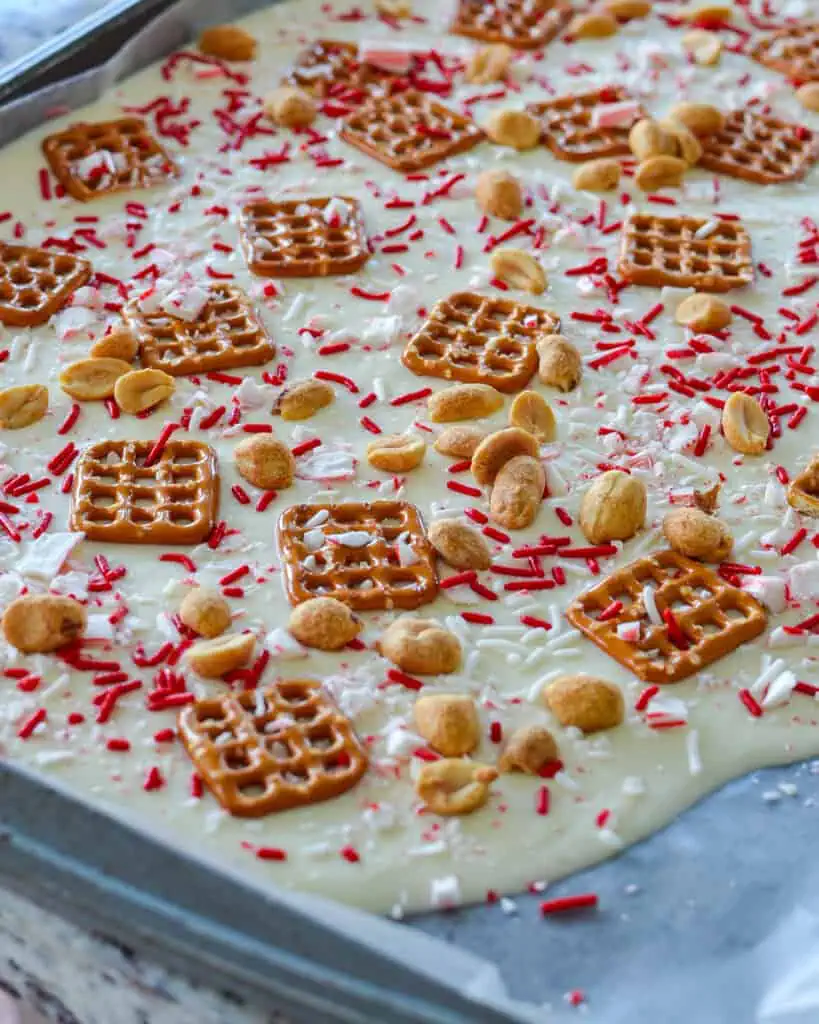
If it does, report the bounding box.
[738,688,763,718]
[536,786,550,816]
[340,845,361,863]
[540,893,598,916]
[17,708,46,739]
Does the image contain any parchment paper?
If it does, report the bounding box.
[2,1,818,1020]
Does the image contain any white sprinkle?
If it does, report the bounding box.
[303,509,329,529]
[642,585,662,625]
[686,729,702,776]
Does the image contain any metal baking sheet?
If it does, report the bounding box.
[1,3,819,1023]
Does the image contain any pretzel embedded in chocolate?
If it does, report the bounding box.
[699,109,819,186]
[178,680,368,817]
[528,87,645,162]
[566,550,767,684]
[0,244,91,327]
[450,0,571,50]
[751,21,819,82]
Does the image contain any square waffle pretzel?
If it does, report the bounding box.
[42,117,178,202]
[276,501,438,611]
[0,244,91,327]
[450,0,572,49]
[402,292,559,393]
[699,109,819,185]
[340,90,484,172]
[751,22,819,81]
[69,439,219,545]
[285,39,390,97]
[123,284,275,376]
[239,197,369,278]
[528,87,645,162]
[617,213,753,293]
[178,680,368,818]
[566,550,767,684]
[787,454,819,517]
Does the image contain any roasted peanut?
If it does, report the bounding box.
[367,433,426,472]
[433,424,487,458]
[722,392,769,455]
[797,82,819,114]
[572,157,621,192]
[265,86,317,128]
[0,384,47,429]
[377,617,461,674]
[90,327,139,362]
[543,674,624,734]
[682,28,722,65]
[658,117,703,165]
[498,724,559,774]
[635,154,687,191]
[2,594,86,653]
[603,0,651,17]
[465,43,512,84]
[276,378,334,421]
[484,109,541,150]
[788,456,819,517]
[475,169,523,220]
[509,391,556,443]
[682,3,732,20]
[489,248,547,295]
[580,470,646,543]
[536,334,582,391]
[415,759,497,816]
[675,292,731,332]
[428,518,492,570]
[428,384,504,423]
[179,587,232,638]
[490,454,544,530]
[375,0,413,16]
[629,118,676,161]
[288,597,361,651]
[472,426,540,486]
[667,101,724,136]
[59,358,131,401]
[199,24,257,61]
[114,368,175,414]
[186,632,256,678]
[662,507,733,562]
[569,11,618,37]
[413,694,479,756]
[234,435,295,489]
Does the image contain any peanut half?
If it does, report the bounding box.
[415,759,498,816]
[199,24,257,61]
[60,358,131,401]
[498,724,559,774]
[472,426,539,486]
[536,334,582,391]
[658,117,703,164]
[722,392,769,455]
[186,633,256,678]
[629,119,676,161]
[377,617,461,674]
[276,378,334,420]
[428,384,504,423]
[603,0,651,17]
[573,157,621,192]
[667,101,724,137]
[428,518,491,570]
[490,454,545,530]
[414,694,479,756]
[797,83,819,113]
[489,248,547,295]
[234,435,295,489]
[509,391,556,442]
[569,11,618,37]
[179,587,232,639]
[543,674,624,734]
[367,433,426,472]
[433,424,487,458]
[265,86,317,128]
[0,384,48,429]
[90,326,139,362]
[288,597,361,651]
[475,169,523,221]
[484,109,541,150]
[465,43,512,85]
[675,293,731,332]
[114,368,175,414]
[580,470,646,543]
[662,507,733,562]
[635,154,687,191]
[683,28,722,65]
[2,594,86,653]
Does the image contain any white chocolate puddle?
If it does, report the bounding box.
[0,0,817,916]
